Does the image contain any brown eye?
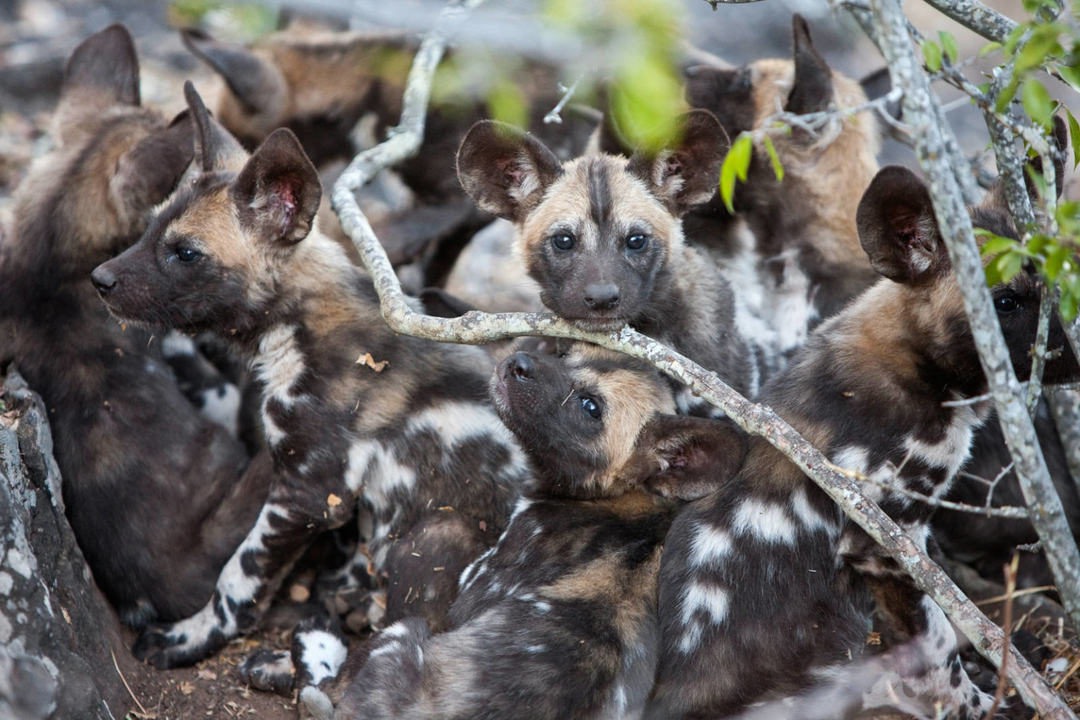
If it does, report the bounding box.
[626,234,647,251]
[551,234,575,251]
[580,396,601,419]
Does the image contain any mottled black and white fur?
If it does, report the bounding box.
[648,165,1080,719]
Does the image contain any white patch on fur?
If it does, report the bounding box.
[343,439,381,493]
[789,487,832,533]
[253,326,305,407]
[160,331,196,358]
[679,581,728,653]
[298,630,348,686]
[902,401,979,484]
[732,499,796,544]
[408,401,515,449]
[689,523,733,567]
[199,384,241,437]
[262,412,286,446]
[382,622,411,639]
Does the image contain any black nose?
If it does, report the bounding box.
[583,284,620,311]
[507,352,534,382]
[91,266,117,296]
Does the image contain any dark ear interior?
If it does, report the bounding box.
[113,110,195,214]
[184,81,247,173]
[456,120,564,223]
[626,109,729,216]
[63,24,140,106]
[634,415,747,502]
[786,14,832,116]
[233,128,322,245]
[181,28,281,114]
[856,165,946,284]
[1025,115,1069,200]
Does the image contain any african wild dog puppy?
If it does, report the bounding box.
[0,25,270,628]
[322,343,745,720]
[648,166,1080,719]
[91,83,529,668]
[456,110,755,403]
[679,14,882,379]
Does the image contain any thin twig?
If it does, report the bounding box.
[1027,283,1054,417]
[111,648,149,717]
[984,553,1019,718]
[977,584,1057,606]
[543,73,585,125]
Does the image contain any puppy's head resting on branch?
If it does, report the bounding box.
[90,81,329,337]
[491,341,746,502]
[455,109,728,333]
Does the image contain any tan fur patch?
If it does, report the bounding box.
[749,59,880,271]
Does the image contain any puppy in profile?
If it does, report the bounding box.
[92,83,530,670]
[0,24,269,627]
[326,343,745,720]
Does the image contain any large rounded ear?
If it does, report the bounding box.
[111,110,195,217]
[629,415,747,502]
[181,28,285,115]
[232,128,322,246]
[785,14,833,115]
[1025,115,1069,200]
[856,165,948,284]
[627,109,729,216]
[456,121,564,223]
[184,81,248,173]
[62,24,140,107]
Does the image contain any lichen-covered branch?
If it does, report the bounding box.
[868,0,1080,660]
[920,0,1019,44]
[330,2,1076,717]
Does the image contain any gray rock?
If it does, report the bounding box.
[0,368,126,720]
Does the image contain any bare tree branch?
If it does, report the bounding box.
[920,0,1019,44]
[328,2,1078,717]
[867,0,1080,650]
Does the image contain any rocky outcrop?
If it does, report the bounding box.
[0,368,126,720]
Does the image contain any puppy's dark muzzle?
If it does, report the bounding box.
[91,265,118,296]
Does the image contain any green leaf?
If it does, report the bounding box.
[984,259,1003,288]
[922,40,943,72]
[1004,24,1027,58]
[611,49,683,154]
[1021,79,1054,128]
[980,235,1019,256]
[762,135,784,182]
[1057,64,1080,94]
[1066,108,1080,169]
[979,41,1003,57]
[997,250,1025,283]
[1026,162,1050,199]
[995,74,1020,114]
[719,133,753,214]
[1061,283,1080,322]
[939,31,959,65]
[1045,244,1071,280]
[1016,27,1062,72]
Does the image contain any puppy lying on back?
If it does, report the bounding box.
[649,165,1080,719]
[0,25,270,628]
[91,83,530,669]
[456,110,756,402]
[326,343,745,720]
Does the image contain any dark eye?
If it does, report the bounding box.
[579,396,601,419]
[551,234,575,252]
[994,294,1020,314]
[176,247,201,263]
[626,234,648,251]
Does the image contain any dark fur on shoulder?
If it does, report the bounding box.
[0,25,270,627]
[457,111,754,403]
[649,162,1079,719]
[331,344,745,720]
[92,83,529,669]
